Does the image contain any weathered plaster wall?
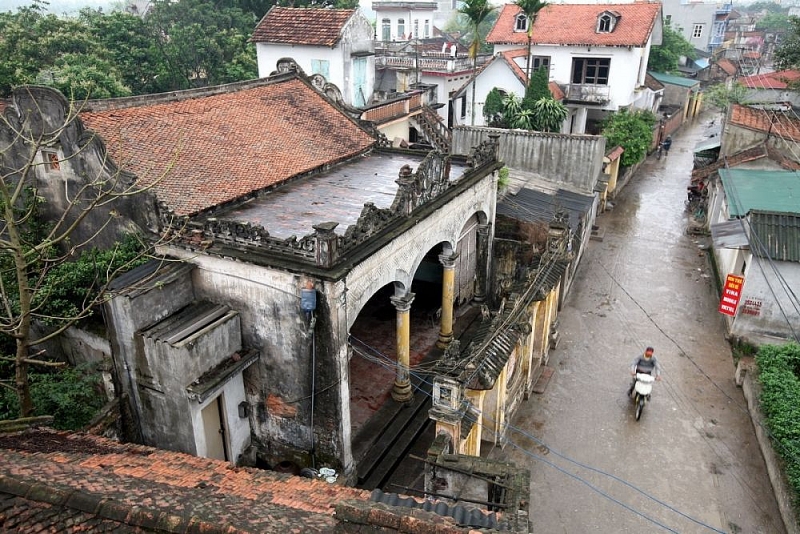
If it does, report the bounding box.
[104,264,196,443]
[452,127,605,195]
[155,248,329,467]
[732,259,800,345]
[1,86,157,251]
[721,122,799,162]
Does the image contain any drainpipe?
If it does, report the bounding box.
[301,281,318,468]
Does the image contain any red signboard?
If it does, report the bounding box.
[718,274,744,316]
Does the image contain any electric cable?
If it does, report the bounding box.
[349,334,727,533]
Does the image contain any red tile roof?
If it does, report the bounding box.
[487,3,661,47]
[729,104,800,142]
[0,429,480,533]
[0,429,366,532]
[740,69,800,89]
[79,77,375,216]
[716,58,737,76]
[251,7,355,46]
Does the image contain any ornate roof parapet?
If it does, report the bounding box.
[389,151,452,215]
[161,146,495,269]
[466,134,500,169]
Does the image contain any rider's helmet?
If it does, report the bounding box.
[644,347,654,359]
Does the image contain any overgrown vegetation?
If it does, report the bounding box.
[755,342,800,512]
[647,20,696,74]
[498,166,510,190]
[0,362,106,430]
[0,233,146,425]
[482,70,568,132]
[705,82,748,111]
[600,109,657,167]
[0,0,359,99]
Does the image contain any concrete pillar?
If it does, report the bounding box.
[390,292,415,403]
[473,224,490,304]
[437,252,458,349]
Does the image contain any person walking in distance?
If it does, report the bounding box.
[628,346,662,396]
[661,136,672,157]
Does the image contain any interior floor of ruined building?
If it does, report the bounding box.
[348,305,441,434]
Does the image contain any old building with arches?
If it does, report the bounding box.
[1,64,508,480]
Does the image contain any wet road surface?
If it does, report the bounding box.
[488,115,786,534]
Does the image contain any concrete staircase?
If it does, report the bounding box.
[410,106,452,153]
[353,375,432,490]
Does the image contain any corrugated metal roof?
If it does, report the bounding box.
[453,257,568,391]
[711,219,749,249]
[749,210,800,262]
[719,168,800,217]
[648,71,701,88]
[497,187,594,232]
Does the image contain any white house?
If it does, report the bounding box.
[451,49,567,129]
[660,0,733,53]
[251,7,375,107]
[483,2,663,134]
[370,0,458,37]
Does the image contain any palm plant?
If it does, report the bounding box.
[515,0,548,82]
[530,97,568,132]
[459,0,496,125]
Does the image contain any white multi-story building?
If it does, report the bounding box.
[481,2,663,134]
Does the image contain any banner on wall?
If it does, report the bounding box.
[718,274,744,317]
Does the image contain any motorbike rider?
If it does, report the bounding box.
[628,346,662,397]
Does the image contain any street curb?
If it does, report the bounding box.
[738,360,799,534]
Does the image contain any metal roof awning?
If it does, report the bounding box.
[694,137,721,153]
[711,219,750,249]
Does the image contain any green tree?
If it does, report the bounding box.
[648,20,695,74]
[530,97,568,132]
[522,66,550,109]
[80,9,169,95]
[459,0,497,125]
[510,108,535,130]
[514,0,548,82]
[601,109,657,167]
[705,81,748,110]
[774,16,800,70]
[0,3,98,97]
[484,87,507,127]
[146,0,259,90]
[38,53,132,100]
[756,12,793,32]
[0,87,168,419]
[746,1,785,14]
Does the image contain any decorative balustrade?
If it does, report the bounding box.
[375,54,489,73]
[566,84,611,104]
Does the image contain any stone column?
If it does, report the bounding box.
[390,292,415,403]
[473,224,490,303]
[437,252,459,349]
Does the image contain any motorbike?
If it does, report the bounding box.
[631,373,655,421]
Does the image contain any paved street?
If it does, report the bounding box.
[488,115,786,533]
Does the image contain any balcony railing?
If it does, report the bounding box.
[374,51,489,74]
[360,91,424,123]
[566,84,611,104]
